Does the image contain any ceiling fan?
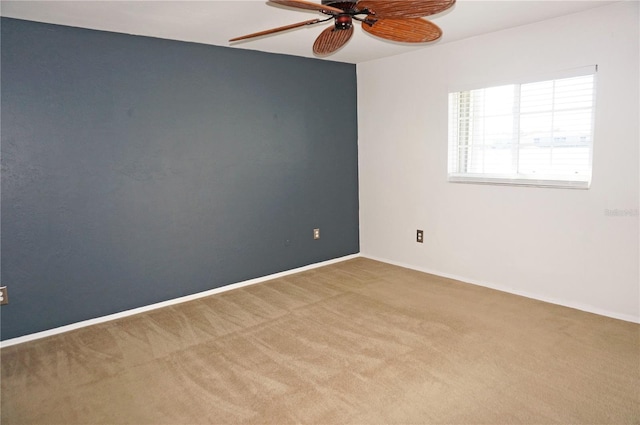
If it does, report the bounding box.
[230,0,456,56]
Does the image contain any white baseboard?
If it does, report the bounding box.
[5,252,635,348]
[0,254,361,348]
[362,254,640,325]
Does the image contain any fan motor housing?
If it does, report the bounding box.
[334,14,353,30]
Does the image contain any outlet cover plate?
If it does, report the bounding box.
[0,286,8,305]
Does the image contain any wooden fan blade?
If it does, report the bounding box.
[270,0,344,15]
[230,18,321,42]
[313,26,354,55]
[357,0,455,18]
[362,17,442,42]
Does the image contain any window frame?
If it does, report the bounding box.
[447,66,597,189]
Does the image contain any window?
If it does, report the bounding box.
[448,67,597,189]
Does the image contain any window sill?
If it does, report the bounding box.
[447,174,591,189]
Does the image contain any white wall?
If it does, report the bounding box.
[357,1,639,322]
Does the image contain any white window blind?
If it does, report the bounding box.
[448,68,596,188]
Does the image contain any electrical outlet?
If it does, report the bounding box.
[416,230,424,243]
[0,286,8,306]
[313,228,320,240]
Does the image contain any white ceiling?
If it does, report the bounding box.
[0,0,619,63]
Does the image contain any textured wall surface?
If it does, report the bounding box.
[1,18,359,340]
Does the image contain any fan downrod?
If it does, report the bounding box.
[321,1,357,9]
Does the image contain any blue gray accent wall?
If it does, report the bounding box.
[0,18,359,340]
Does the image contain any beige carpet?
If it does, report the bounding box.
[2,258,639,424]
